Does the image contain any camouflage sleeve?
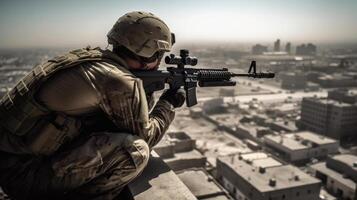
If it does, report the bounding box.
[99,71,175,148]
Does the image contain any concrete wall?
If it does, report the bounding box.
[217,159,321,200]
[326,176,355,200]
[168,132,196,153]
[221,177,247,200]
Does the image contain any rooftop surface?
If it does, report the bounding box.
[238,152,282,169]
[304,97,354,107]
[170,112,252,166]
[164,150,205,161]
[331,154,357,169]
[218,155,320,193]
[129,152,197,200]
[296,131,337,145]
[177,169,231,200]
[264,131,337,151]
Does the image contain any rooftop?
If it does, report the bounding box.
[310,162,356,191]
[218,155,320,193]
[170,114,252,167]
[129,152,197,200]
[237,152,283,170]
[296,131,337,145]
[264,131,338,151]
[177,169,231,200]
[304,97,353,107]
[331,154,357,169]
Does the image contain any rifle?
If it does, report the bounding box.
[131,49,274,107]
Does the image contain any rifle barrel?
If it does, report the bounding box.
[231,73,275,78]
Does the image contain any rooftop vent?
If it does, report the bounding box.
[259,167,266,174]
[269,178,276,187]
[294,175,300,181]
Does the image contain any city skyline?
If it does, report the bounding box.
[1,0,357,48]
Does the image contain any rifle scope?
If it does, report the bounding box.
[165,49,198,67]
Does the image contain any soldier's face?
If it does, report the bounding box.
[126,57,159,70]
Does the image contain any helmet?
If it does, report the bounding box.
[107,11,175,58]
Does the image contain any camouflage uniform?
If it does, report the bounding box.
[0,47,175,199]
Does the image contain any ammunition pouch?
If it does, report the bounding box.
[25,114,81,155]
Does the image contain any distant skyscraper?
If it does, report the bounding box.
[285,42,291,54]
[252,44,268,55]
[296,43,317,55]
[274,39,280,51]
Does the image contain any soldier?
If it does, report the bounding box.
[0,11,185,200]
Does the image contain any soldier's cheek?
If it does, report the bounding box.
[145,59,160,70]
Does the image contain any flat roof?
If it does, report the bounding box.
[178,169,230,200]
[218,156,320,193]
[209,113,242,127]
[264,131,337,151]
[252,157,283,169]
[311,162,355,191]
[265,134,307,150]
[296,131,337,145]
[164,149,205,162]
[238,152,282,169]
[272,121,298,132]
[304,97,354,107]
[331,154,357,175]
[129,152,197,200]
[240,152,269,161]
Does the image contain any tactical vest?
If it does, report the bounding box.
[0,47,127,155]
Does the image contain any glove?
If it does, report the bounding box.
[160,88,186,108]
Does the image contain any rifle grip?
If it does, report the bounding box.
[185,87,197,107]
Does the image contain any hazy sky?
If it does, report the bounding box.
[0,0,357,48]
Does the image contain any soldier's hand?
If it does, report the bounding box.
[160,88,186,108]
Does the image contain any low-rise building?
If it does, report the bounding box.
[177,168,233,200]
[153,131,206,171]
[202,98,226,114]
[328,89,357,104]
[269,120,298,133]
[216,152,321,200]
[316,74,357,88]
[310,154,357,200]
[264,131,339,164]
[280,72,307,90]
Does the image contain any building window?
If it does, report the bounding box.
[296,192,300,196]
[307,190,311,194]
[282,194,286,199]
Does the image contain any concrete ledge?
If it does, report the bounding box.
[129,151,197,200]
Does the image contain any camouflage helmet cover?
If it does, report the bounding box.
[107,11,173,58]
